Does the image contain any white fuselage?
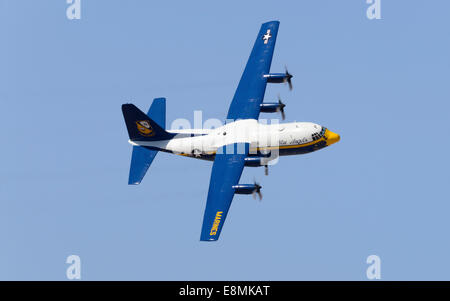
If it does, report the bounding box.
[131,120,338,160]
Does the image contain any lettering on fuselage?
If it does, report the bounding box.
[289,137,308,145]
[279,137,309,146]
[210,211,223,236]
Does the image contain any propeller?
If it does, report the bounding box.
[277,94,286,120]
[284,66,293,90]
[252,179,263,201]
[264,164,269,176]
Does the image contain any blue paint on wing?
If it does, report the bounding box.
[200,143,249,241]
[226,21,279,121]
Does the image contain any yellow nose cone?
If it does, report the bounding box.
[325,129,340,146]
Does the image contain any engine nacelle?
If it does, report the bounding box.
[244,156,272,176]
[232,184,261,195]
[244,157,265,167]
[264,73,289,83]
[260,102,282,113]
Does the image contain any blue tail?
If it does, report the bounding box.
[125,98,167,185]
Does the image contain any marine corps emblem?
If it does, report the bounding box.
[136,120,154,137]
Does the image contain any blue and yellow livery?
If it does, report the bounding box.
[121,21,340,241]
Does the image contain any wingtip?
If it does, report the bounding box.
[263,20,280,26]
[200,234,219,242]
[200,238,218,242]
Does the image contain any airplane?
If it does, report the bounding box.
[121,21,340,241]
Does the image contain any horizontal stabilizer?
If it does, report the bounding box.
[129,146,158,185]
[148,97,166,129]
[125,98,168,185]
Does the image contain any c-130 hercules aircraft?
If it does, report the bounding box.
[122,21,340,241]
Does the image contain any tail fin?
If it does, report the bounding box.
[122,102,174,141]
[124,98,170,185]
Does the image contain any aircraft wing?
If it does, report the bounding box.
[200,21,280,241]
[200,143,249,241]
[226,21,280,120]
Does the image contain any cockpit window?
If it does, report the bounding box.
[311,127,327,141]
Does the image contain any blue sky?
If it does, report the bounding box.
[1,0,449,280]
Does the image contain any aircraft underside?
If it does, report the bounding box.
[121,20,340,241]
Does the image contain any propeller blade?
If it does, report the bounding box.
[277,94,286,120]
[264,165,269,176]
[253,179,263,201]
[285,66,293,91]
